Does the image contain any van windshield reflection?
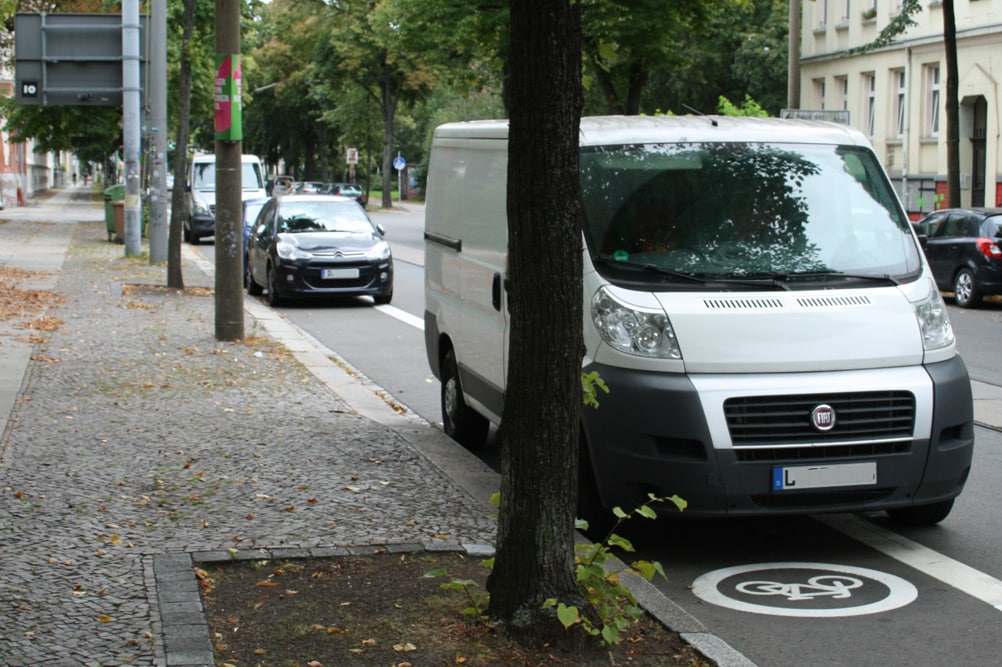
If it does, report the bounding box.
[580,142,922,289]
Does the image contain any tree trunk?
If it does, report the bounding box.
[167,0,196,290]
[486,0,586,647]
[943,0,960,208]
[379,58,400,209]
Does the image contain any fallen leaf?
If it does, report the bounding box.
[362,638,376,646]
[393,642,417,652]
[97,615,113,623]
[254,580,278,587]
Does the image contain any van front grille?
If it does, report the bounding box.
[724,391,915,446]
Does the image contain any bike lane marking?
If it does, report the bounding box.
[818,513,1002,612]
[692,562,917,617]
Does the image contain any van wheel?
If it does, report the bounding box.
[952,269,981,308]
[886,499,954,526]
[441,349,488,449]
[577,437,614,540]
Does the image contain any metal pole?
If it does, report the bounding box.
[122,0,142,257]
[215,0,244,341]
[787,0,801,110]
[148,0,168,263]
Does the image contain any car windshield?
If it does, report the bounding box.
[580,142,923,286]
[278,201,373,233]
[192,161,264,190]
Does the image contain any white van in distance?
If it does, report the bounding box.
[423,115,974,525]
[185,153,267,244]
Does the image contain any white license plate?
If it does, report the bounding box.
[322,268,359,279]
[772,462,876,491]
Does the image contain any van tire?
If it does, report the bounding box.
[441,349,489,449]
[577,438,614,540]
[886,498,954,525]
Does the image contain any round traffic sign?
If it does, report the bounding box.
[393,156,406,170]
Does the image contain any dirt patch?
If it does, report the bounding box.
[201,551,713,667]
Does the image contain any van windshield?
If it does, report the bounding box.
[580,142,923,288]
[192,161,265,190]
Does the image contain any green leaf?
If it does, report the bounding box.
[607,534,635,553]
[556,603,580,628]
[612,506,628,519]
[636,505,657,520]
[601,624,619,645]
[423,568,447,578]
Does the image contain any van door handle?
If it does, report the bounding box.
[492,272,503,311]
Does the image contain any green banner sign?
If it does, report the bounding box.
[214,54,243,142]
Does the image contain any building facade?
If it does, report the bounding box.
[798,0,1002,216]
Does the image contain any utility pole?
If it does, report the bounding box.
[122,0,142,257]
[215,0,244,341]
[148,0,168,263]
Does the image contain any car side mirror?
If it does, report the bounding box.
[377,223,386,236]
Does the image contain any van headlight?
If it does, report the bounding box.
[913,280,955,350]
[591,286,681,359]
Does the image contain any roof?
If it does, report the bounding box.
[433,115,871,148]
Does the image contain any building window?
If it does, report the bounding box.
[814,78,826,110]
[836,76,849,111]
[819,0,829,26]
[864,73,876,137]
[841,0,851,22]
[926,64,940,137]
[893,69,906,138]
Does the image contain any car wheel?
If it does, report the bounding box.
[952,268,981,308]
[373,290,392,305]
[886,498,954,525]
[246,262,263,296]
[189,233,200,245]
[182,225,191,243]
[440,348,489,449]
[266,265,284,307]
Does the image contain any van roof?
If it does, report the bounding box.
[433,115,870,148]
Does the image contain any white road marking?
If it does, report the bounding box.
[819,513,1002,612]
[375,304,424,330]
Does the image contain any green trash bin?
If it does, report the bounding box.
[103,185,125,241]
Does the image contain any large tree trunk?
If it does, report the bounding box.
[485,0,586,647]
[943,0,960,207]
[167,0,196,290]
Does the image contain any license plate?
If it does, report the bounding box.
[322,268,359,279]
[772,462,876,491]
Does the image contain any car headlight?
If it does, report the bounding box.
[276,236,312,260]
[913,278,955,350]
[591,286,681,359]
[192,198,211,215]
[366,240,391,260]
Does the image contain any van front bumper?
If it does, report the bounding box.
[580,356,974,517]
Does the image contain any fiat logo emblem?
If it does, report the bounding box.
[811,404,836,431]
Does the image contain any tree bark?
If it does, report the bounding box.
[167,0,196,290]
[943,0,960,208]
[486,0,586,646]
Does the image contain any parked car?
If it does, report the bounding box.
[242,196,270,274]
[329,182,367,205]
[916,207,1002,307]
[294,181,326,194]
[269,175,296,196]
[245,194,393,307]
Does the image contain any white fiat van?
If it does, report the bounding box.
[185,153,267,244]
[423,115,974,525]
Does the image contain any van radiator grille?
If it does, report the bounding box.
[724,391,915,446]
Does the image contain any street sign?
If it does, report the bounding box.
[14,13,148,106]
[393,156,407,171]
[347,147,358,165]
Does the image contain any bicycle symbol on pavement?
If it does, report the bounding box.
[736,575,864,601]
[691,562,917,617]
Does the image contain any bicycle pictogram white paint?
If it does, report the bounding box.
[691,562,917,617]
[735,575,864,601]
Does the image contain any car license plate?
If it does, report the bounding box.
[772,462,876,491]
[322,268,359,279]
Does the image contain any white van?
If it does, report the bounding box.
[424,115,974,525]
[185,153,267,244]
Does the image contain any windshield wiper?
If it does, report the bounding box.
[592,255,707,284]
[784,271,900,286]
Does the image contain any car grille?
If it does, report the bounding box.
[724,390,915,447]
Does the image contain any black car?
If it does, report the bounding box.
[917,207,1002,307]
[329,182,368,206]
[245,194,393,307]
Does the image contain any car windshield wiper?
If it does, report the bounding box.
[783,271,900,286]
[592,255,706,284]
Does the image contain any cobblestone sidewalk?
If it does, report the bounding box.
[0,219,496,666]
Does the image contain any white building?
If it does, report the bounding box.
[798,0,1002,215]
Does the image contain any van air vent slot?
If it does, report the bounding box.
[796,295,872,308]
[703,298,784,310]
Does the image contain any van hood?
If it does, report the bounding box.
[652,287,924,373]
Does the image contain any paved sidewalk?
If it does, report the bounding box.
[0,187,499,666]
